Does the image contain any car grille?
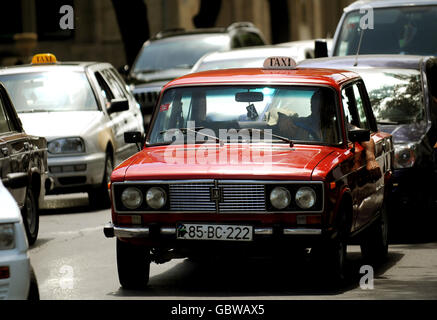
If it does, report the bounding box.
[169,182,266,212]
[133,91,159,112]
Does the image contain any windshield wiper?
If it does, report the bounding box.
[245,128,294,148]
[159,127,223,144]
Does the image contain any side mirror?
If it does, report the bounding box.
[124,131,145,151]
[314,40,328,58]
[348,128,370,143]
[108,98,129,114]
[2,172,28,189]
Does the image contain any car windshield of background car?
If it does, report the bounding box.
[148,85,340,145]
[0,71,98,113]
[133,35,230,73]
[334,5,437,56]
[359,69,425,125]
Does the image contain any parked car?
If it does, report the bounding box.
[104,56,394,288]
[0,179,39,300]
[316,0,437,57]
[0,81,48,244]
[125,22,266,124]
[0,54,144,209]
[191,45,314,73]
[299,54,437,211]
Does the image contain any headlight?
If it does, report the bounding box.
[270,187,291,209]
[394,144,416,169]
[121,187,143,209]
[0,224,15,250]
[48,138,85,154]
[146,187,167,209]
[295,187,316,209]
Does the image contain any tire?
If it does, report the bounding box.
[27,266,40,300]
[360,204,389,265]
[22,188,39,246]
[116,239,151,289]
[88,152,113,209]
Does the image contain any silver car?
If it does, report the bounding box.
[0,54,144,208]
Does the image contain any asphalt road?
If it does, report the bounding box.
[29,193,437,300]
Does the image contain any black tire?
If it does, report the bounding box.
[116,239,151,289]
[88,152,113,209]
[22,188,39,246]
[27,266,40,300]
[360,204,389,265]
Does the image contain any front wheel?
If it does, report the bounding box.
[22,188,39,246]
[116,239,151,289]
[88,153,113,209]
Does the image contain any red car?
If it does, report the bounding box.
[104,57,393,288]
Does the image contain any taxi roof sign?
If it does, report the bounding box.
[31,53,57,65]
[263,56,297,70]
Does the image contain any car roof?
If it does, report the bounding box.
[345,0,437,12]
[164,67,360,90]
[298,54,430,70]
[197,46,303,63]
[0,61,109,75]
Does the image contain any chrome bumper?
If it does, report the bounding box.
[103,223,321,238]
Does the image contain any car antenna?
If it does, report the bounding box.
[354,27,365,67]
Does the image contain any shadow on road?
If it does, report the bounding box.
[39,193,106,215]
[109,250,404,298]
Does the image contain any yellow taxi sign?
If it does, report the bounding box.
[31,53,57,65]
[263,56,297,70]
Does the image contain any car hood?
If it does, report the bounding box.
[18,111,103,139]
[378,122,428,144]
[112,144,335,182]
[0,182,22,224]
[131,68,189,85]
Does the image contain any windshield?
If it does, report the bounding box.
[334,6,437,56]
[0,71,98,113]
[358,69,425,124]
[132,35,230,73]
[148,85,341,146]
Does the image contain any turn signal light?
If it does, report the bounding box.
[0,266,10,279]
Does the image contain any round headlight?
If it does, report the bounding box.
[146,187,167,209]
[295,187,316,209]
[121,187,143,209]
[270,187,291,210]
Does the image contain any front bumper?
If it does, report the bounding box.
[47,152,105,194]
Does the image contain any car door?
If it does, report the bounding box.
[342,81,385,230]
[0,85,30,208]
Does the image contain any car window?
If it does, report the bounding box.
[94,71,115,108]
[239,32,264,47]
[342,85,362,129]
[352,83,370,130]
[101,69,126,99]
[0,97,11,133]
[334,5,437,56]
[0,71,98,113]
[149,85,340,145]
[132,35,231,73]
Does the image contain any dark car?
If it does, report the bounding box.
[0,82,48,245]
[299,55,437,212]
[125,22,266,125]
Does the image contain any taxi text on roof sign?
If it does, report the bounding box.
[263,56,297,70]
[31,53,57,65]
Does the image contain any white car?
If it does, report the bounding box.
[0,54,145,208]
[191,45,307,73]
[0,179,39,300]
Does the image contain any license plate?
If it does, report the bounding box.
[176,223,253,241]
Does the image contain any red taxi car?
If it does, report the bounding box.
[104,57,393,288]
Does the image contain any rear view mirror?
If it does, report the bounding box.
[235,91,264,103]
[348,128,370,143]
[108,98,129,114]
[314,40,328,58]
